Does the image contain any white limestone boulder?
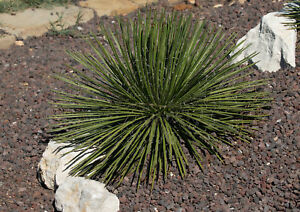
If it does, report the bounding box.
[37,140,93,190]
[230,12,297,72]
[55,177,119,212]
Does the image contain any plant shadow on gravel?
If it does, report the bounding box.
[49,9,271,190]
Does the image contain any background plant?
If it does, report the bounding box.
[50,9,270,188]
[48,11,83,36]
[22,0,70,7]
[0,0,74,13]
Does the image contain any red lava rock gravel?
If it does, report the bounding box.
[0,0,299,211]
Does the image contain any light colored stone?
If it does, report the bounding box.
[79,0,137,16]
[0,34,16,49]
[37,140,94,190]
[230,12,296,72]
[37,140,70,189]
[187,0,195,4]
[79,0,157,16]
[213,3,223,8]
[55,177,119,212]
[15,40,24,46]
[0,5,94,39]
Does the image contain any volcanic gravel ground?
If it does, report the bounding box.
[0,0,299,211]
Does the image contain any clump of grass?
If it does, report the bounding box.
[50,9,270,189]
[0,0,25,13]
[48,11,83,36]
[22,0,70,7]
[0,0,75,13]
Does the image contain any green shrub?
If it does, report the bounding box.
[50,10,270,188]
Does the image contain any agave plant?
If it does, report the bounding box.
[50,9,270,188]
[281,1,300,29]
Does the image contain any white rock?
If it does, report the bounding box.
[37,140,65,189]
[77,26,83,31]
[55,177,119,212]
[187,0,195,5]
[230,12,297,72]
[213,4,223,8]
[37,140,92,190]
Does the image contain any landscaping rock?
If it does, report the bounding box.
[37,140,93,190]
[55,177,119,212]
[37,140,70,189]
[230,12,296,72]
[79,0,137,16]
[187,0,195,5]
[0,5,94,39]
[79,0,158,16]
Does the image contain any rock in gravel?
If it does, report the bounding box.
[37,140,93,190]
[230,12,296,72]
[187,0,195,5]
[55,177,119,212]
